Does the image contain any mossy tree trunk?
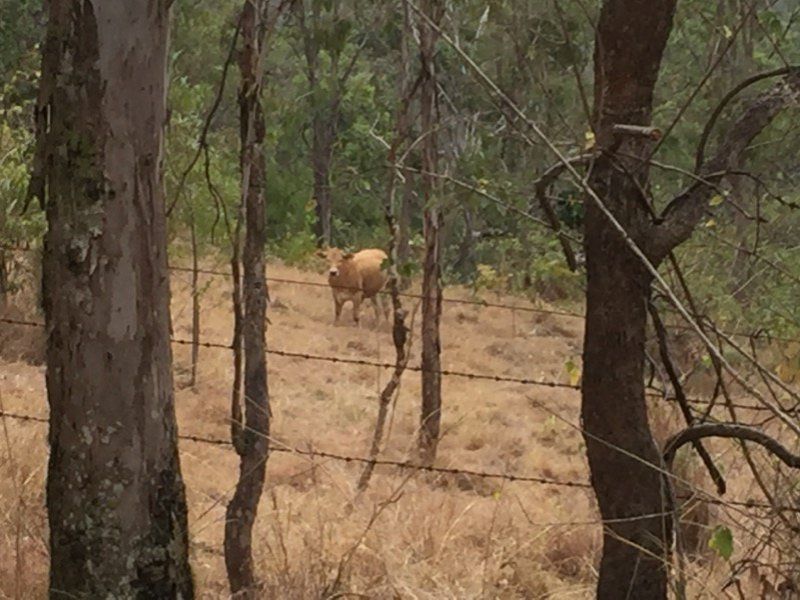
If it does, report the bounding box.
[34,1,194,596]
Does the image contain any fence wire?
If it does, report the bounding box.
[0,315,780,413]
[1,409,797,515]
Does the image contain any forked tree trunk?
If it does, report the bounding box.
[581,3,799,598]
[35,0,194,596]
[418,0,444,465]
[224,1,271,596]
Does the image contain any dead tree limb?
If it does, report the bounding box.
[648,301,726,495]
[532,154,592,272]
[651,68,800,261]
[358,19,421,489]
[190,210,201,390]
[611,124,663,140]
[166,15,243,218]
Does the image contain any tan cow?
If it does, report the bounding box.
[316,247,389,325]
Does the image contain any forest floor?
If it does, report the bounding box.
[0,257,792,599]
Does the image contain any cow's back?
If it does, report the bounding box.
[353,249,388,298]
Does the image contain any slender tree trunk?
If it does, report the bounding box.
[418,0,443,465]
[581,2,676,598]
[35,1,193,596]
[0,248,7,307]
[295,0,338,248]
[311,115,334,246]
[190,211,200,389]
[396,0,415,285]
[224,1,271,596]
[397,171,414,279]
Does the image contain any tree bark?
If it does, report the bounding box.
[581,2,676,598]
[295,0,344,248]
[418,0,443,466]
[311,114,335,246]
[224,1,271,597]
[582,4,799,598]
[36,1,194,596]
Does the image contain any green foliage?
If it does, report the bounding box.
[1,0,799,345]
[708,525,734,560]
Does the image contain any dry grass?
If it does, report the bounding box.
[0,257,791,598]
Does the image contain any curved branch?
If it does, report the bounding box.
[664,423,800,470]
[166,15,243,218]
[648,302,726,495]
[532,154,593,272]
[695,66,799,172]
[650,68,800,262]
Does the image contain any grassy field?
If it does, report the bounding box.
[0,258,791,598]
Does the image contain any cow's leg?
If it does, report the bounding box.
[370,296,382,324]
[333,294,343,324]
[352,293,362,327]
[379,292,390,319]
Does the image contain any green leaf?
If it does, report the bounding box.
[564,358,582,386]
[708,525,733,560]
[708,194,725,207]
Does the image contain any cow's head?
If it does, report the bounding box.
[316,247,353,278]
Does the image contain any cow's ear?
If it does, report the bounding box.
[315,249,326,258]
[342,252,354,260]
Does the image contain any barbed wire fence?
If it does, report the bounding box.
[2,252,800,520]
[8,243,800,343]
[0,315,786,414]
[1,405,797,516]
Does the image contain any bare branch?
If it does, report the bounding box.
[612,124,663,140]
[532,154,594,271]
[664,423,800,470]
[648,302,726,495]
[695,66,800,171]
[166,15,243,218]
[651,69,800,261]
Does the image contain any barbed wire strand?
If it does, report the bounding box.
[6,244,799,343]
[1,408,796,515]
[0,316,779,413]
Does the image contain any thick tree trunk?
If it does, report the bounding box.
[418,0,443,465]
[36,1,194,596]
[582,188,670,598]
[581,1,676,598]
[224,1,271,596]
